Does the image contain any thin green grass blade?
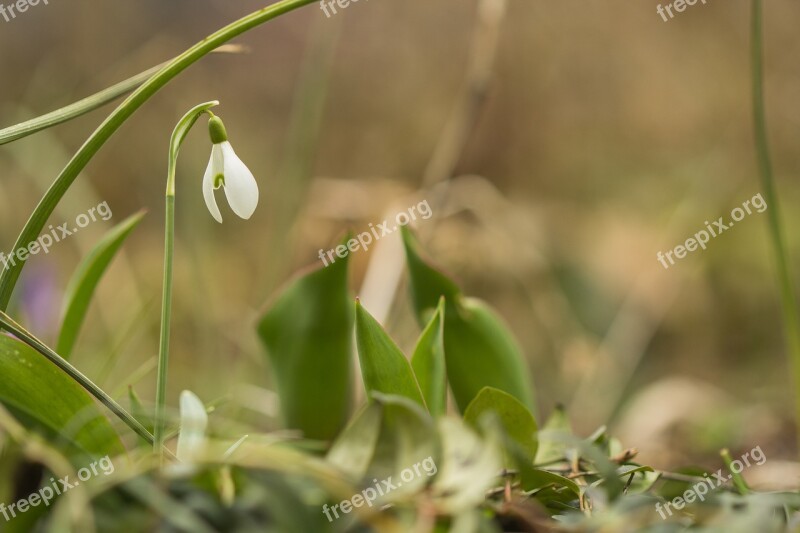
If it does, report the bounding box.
[56,211,145,360]
[0,65,162,146]
[0,46,243,146]
[751,0,800,453]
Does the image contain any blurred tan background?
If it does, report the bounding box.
[2,0,800,472]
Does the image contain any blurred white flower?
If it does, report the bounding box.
[176,390,208,463]
[202,116,259,223]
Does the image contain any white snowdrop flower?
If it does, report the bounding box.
[202,115,259,223]
[176,390,208,463]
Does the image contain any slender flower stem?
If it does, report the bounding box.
[154,102,219,458]
[0,0,315,312]
[751,0,800,450]
[154,195,175,457]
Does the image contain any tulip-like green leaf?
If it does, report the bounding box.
[0,334,124,457]
[464,386,538,462]
[400,227,535,413]
[257,252,353,441]
[355,300,426,408]
[326,402,383,480]
[432,417,503,514]
[410,297,447,416]
[372,393,438,497]
[56,211,145,360]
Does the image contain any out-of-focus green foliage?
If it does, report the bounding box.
[57,211,145,359]
[0,334,124,457]
[410,298,447,417]
[401,227,535,413]
[355,300,426,408]
[257,252,353,441]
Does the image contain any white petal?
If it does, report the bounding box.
[176,390,208,463]
[220,141,259,220]
[202,145,225,223]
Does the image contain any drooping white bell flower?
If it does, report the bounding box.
[202,115,259,223]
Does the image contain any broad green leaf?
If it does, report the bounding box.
[433,417,503,513]
[355,300,425,407]
[326,402,383,480]
[523,468,581,513]
[464,387,538,463]
[372,393,439,498]
[257,251,352,441]
[400,228,460,319]
[401,227,534,413]
[535,404,573,465]
[328,394,437,500]
[411,297,447,416]
[57,211,145,359]
[524,468,580,495]
[0,334,124,457]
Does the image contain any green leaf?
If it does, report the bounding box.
[433,417,503,513]
[355,300,426,407]
[0,65,163,146]
[56,211,145,359]
[0,310,154,446]
[525,468,580,495]
[372,393,439,497]
[326,402,383,480]
[0,334,124,457]
[257,252,353,441]
[400,228,460,319]
[400,227,534,413]
[464,387,538,463]
[411,297,447,416]
[535,404,573,465]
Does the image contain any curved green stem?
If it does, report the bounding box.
[154,102,218,458]
[0,0,315,312]
[751,0,800,450]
